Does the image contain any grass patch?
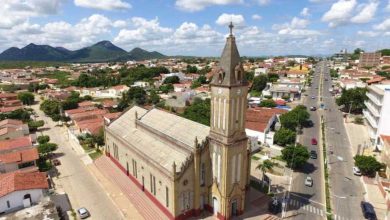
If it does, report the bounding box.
[36,70,73,87]
[89,150,103,160]
[322,116,333,219]
[81,144,94,153]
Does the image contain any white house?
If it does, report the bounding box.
[254,68,268,76]
[0,172,48,214]
[132,81,150,88]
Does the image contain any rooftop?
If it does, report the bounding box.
[0,136,32,152]
[245,107,288,132]
[0,172,48,197]
[0,148,39,164]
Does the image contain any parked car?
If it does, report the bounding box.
[305,176,313,187]
[268,198,282,214]
[77,207,90,219]
[353,166,362,176]
[311,96,315,99]
[310,106,317,111]
[52,159,61,166]
[361,201,377,220]
[310,150,317,159]
[311,138,318,145]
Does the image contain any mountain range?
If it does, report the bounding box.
[0,41,166,62]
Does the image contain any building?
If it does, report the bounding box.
[333,49,348,64]
[380,135,390,177]
[0,172,48,214]
[363,84,390,149]
[104,23,251,220]
[359,52,381,68]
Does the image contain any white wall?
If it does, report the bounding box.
[0,189,44,213]
[377,90,390,147]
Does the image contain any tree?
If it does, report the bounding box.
[281,144,310,169]
[28,120,44,132]
[245,71,255,81]
[38,143,58,157]
[0,109,32,122]
[17,92,35,105]
[354,155,383,177]
[259,99,277,107]
[92,128,105,146]
[121,87,147,105]
[37,135,50,144]
[40,100,60,117]
[267,73,279,83]
[252,75,268,93]
[182,98,210,126]
[336,88,367,114]
[186,65,198,73]
[148,90,160,104]
[274,128,296,146]
[163,76,180,84]
[280,113,298,131]
[256,159,275,186]
[159,84,174,94]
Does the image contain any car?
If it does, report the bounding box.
[310,150,317,159]
[353,166,362,176]
[311,96,315,99]
[305,176,313,187]
[52,159,61,166]
[268,198,282,214]
[77,208,90,219]
[311,138,318,145]
[310,106,317,111]
[361,201,377,220]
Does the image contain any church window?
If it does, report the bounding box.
[217,153,221,184]
[236,153,242,182]
[223,99,226,130]
[200,162,205,186]
[231,155,237,184]
[217,98,221,128]
[212,152,216,181]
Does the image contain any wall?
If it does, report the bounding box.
[0,189,44,213]
[378,91,390,142]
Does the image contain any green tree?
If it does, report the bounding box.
[37,135,50,144]
[281,144,310,168]
[38,143,58,157]
[336,88,367,114]
[28,120,44,132]
[92,128,105,146]
[259,99,277,107]
[354,155,383,177]
[122,87,147,105]
[163,76,180,84]
[252,75,268,93]
[186,65,198,73]
[267,73,279,83]
[149,90,160,104]
[182,98,210,126]
[256,159,275,186]
[159,84,174,94]
[274,128,296,146]
[17,92,35,105]
[245,71,255,81]
[40,100,61,117]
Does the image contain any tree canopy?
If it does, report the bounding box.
[17,92,35,105]
[354,155,383,177]
[182,98,210,126]
[274,128,296,146]
[281,144,310,169]
[259,99,277,107]
[163,76,180,84]
[251,75,268,93]
[336,88,367,114]
[279,105,310,131]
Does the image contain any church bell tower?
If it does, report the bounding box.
[208,22,250,220]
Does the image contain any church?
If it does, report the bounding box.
[104,23,251,220]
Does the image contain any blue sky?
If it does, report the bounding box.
[1,0,390,56]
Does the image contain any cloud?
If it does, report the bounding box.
[0,0,63,29]
[322,0,357,27]
[252,14,262,20]
[374,18,390,31]
[175,0,243,12]
[256,0,270,5]
[272,17,319,37]
[300,7,310,17]
[387,0,390,11]
[357,30,379,37]
[74,0,131,10]
[350,1,378,23]
[216,13,245,26]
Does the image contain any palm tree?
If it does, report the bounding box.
[256,159,275,186]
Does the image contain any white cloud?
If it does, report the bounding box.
[74,0,131,10]
[300,7,310,17]
[216,13,245,26]
[386,0,390,12]
[256,0,270,5]
[175,0,243,12]
[322,0,357,27]
[0,0,63,29]
[350,1,378,24]
[252,14,262,20]
[357,30,380,37]
[374,18,390,31]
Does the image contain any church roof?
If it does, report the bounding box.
[107,106,209,173]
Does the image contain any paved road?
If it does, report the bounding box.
[320,63,365,220]
[31,101,123,220]
[287,63,325,220]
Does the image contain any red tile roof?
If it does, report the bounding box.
[0,148,38,164]
[0,93,17,100]
[0,172,48,197]
[103,112,121,121]
[0,136,32,152]
[78,101,95,107]
[0,106,23,113]
[245,107,288,132]
[0,119,23,127]
[381,135,390,145]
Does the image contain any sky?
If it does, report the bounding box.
[0,0,390,56]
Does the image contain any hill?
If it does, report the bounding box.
[0,41,166,62]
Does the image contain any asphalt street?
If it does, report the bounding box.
[321,63,365,220]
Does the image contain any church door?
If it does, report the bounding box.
[231,199,238,216]
[213,197,219,215]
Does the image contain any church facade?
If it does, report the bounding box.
[104,23,251,220]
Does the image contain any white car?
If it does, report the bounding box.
[305,176,313,187]
[353,166,362,176]
[77,207,90,219]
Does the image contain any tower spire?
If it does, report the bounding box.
[229,21,234,36]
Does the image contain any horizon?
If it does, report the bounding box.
[1,0,390,57]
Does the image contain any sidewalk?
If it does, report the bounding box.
[344,117,371,156]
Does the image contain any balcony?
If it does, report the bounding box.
[366,93,383,106]
[365,101,381,117]
[363,110,378,129]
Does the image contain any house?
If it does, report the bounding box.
[77,101,95,110]
[101,99,118,109]
[0,136,33,154]
[132,81,150,88]
[173,83,191,92]
[0,148,39,173]
[0,172,48,214]
[245,107,288,148]
[0,119,30,141]
[254,68,268,76]
[338,79,367,90]
[359,52,381,68]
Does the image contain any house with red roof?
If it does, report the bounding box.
[0,172,48,213]
[0,119,30,141]
[0,148,39,173]
[0,136,33,154]
[245,107,288,148]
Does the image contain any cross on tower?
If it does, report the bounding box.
[229,22,234,36]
